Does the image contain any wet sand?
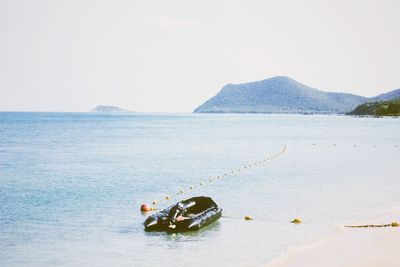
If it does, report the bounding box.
[266,208,400,267]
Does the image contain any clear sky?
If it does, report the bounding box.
[1,0,399,112]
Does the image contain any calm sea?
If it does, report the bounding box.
[0,112,399,267]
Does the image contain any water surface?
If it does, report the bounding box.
[0,112,399,266]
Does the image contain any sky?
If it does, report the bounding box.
[0,0,399,112]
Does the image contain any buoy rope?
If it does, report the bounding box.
[311,143,399,148]
[345,224,390,228]
[222,215,303,223]
[345,221,399,228]
[147,145,287,209]
[219,216,400,226]
[222,215,253,221]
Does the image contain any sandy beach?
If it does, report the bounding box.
[266,208,400,267]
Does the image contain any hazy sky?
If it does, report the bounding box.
[1,0,399,112]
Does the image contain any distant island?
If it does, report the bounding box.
[90,105,130,113]
[194,76,400,114]
[347,99,400,116]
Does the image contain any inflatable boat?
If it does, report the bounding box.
[143,196,222,232]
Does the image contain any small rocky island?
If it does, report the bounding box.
[347,99,400,116]
[90,105,129,113]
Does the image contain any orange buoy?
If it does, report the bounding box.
[140,203,151,212]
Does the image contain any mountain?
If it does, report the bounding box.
[347,99,400,116]
[371,88,400,102]
[194,76,400,114]
[90,105,129,113]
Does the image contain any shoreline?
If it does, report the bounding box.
[263,206,400,267]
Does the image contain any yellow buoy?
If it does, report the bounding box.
[291,218,302,224]
[244,216,253,220]
[391,222,399,227]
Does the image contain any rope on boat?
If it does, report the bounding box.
[141,145,287,211]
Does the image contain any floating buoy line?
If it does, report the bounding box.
[345,222,399,228]
[141,145,287,212]
[220,215,303,223]
[142,142,400,211]
[140,142,399,224]
[310,143,399,148]
[221,215,254,221]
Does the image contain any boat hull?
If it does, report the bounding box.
[143,196,222,232]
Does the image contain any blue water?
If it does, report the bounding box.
[0,112,399,266]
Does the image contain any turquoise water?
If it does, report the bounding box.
[0,112,399,266]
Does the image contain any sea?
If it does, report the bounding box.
[0,112,399,267]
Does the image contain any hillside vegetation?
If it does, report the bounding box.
[347,99,400,116]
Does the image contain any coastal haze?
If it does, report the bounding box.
[1,0,400,112]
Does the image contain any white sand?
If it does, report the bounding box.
[265,208,400,267]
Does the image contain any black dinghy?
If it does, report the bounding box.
[143,196,222,232]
